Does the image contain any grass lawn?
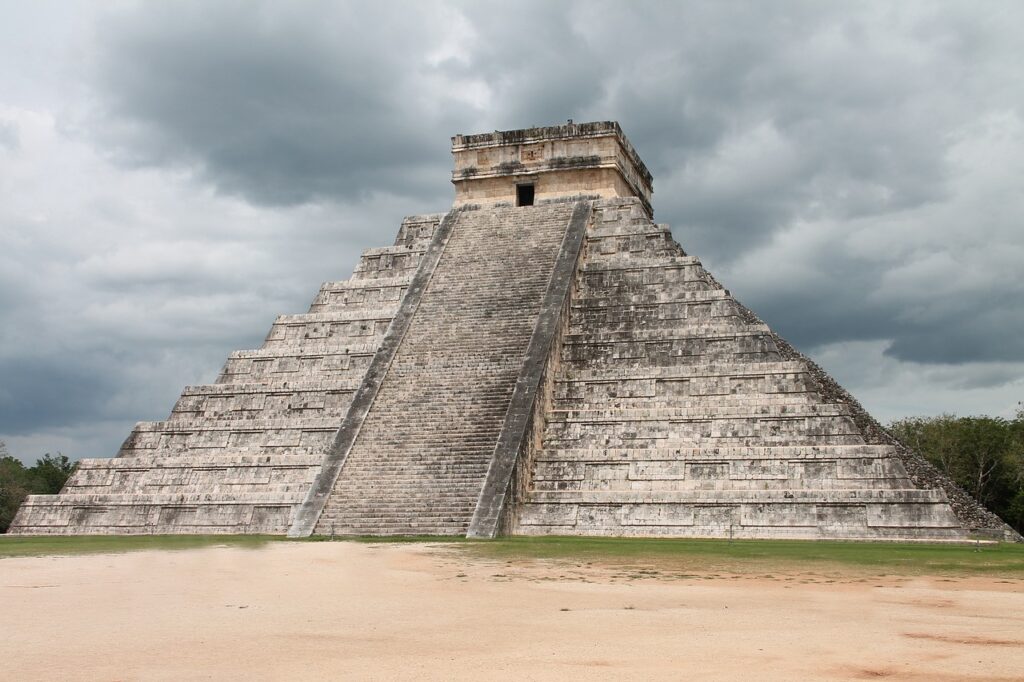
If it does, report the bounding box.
[3,533,1023,577]
[462,536,1024,577]
[0,534,278,559]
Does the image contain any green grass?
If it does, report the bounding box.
[0,533,468,558]
[4,533,1023,577]
[461,536,1024,576]
[299,534,473,544]
[0,534,278,559]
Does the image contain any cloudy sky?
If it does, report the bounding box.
[1,1,1022,463]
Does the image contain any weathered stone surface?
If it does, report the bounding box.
[452,121,653,215]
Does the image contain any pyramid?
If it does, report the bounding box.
[11,121,1015,541]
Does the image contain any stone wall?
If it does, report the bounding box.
[452,121,652,214]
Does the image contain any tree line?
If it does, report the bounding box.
[0,442,77,533]
[889,407,1024,534]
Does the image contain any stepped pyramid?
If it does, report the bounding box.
[11,121,1015,540]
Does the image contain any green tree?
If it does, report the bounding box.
[0,442,78,533]
[0,443,30,533]
[28,453,76,494]
[890,411,1024,534]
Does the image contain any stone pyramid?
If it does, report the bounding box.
[11,121,1014,540]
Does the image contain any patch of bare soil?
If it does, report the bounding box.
[2,542,1022,680]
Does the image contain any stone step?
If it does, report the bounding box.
[120,417,339,455]
[308,291,406,313]
[531,478,912,492]
[552,393,820,410]
[587,222,672,239]
[580,265,711,289]
[525,488,949,505]
[581,256,700,271]
[557,361,807,383]
[19,491,311,505]
[218,352,374,385]
[326,495,480,505]
[360,244,428,258]
[352,246,426,280]
[113,444,327,460]
[130,416,341,432]
[515,501,963,537]
[532,457,909,483]
[543,435,865,449]
[273,308,399,325]
[570,302,740,327]
[120,441,336,459]
[68,481,314,494]
[563,323,770,343]
[317,274,413,292]
[169,381,356,420]
[562,341,779,366]
[568,313,744,333]
[331,471,483,481]
[573,289,731,307]
[533,444,898,461]
[11,496,300,535]
[226,341,380,359]
[72,452,324,469]
[262,317,390,346]
[178,379,361,396]
[351,266,419,282]
[392,213,444,249]
[546,403,853,421]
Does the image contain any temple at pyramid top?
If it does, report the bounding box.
[451,121,654,215]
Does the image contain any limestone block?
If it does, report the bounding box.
[518,503,580,526]
[866,503,960,528]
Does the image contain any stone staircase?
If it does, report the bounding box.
[512,198,967,540]
[313,202,580,536]
[10,215,443,534]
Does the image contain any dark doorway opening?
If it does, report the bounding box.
[516,183,535,207]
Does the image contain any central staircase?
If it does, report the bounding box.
[313,202,580,535]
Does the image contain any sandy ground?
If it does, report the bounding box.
[2,542,1023,681]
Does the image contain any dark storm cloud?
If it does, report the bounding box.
[91,2,466,205]
[0,357,121,434]
[743,282,1024,366]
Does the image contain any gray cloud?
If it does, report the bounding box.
[0,120,17,151]
[90,3,469,205]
